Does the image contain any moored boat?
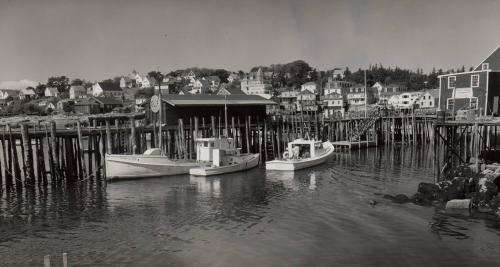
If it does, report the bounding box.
[189,137,260,176]
[265,139,334,171]
[105,148,202,181]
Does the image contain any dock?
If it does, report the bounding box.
[332,140,377,151]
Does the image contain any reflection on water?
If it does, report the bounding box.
[1,146,500,266]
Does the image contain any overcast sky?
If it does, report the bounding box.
[1,0,500,83]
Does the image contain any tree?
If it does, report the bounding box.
[35,83,46,98]
[71,78,83,86]
[47,76,70,93]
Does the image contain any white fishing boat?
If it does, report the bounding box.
[265,139,334,171]
[105,148,202,181]
[189,137,260,176]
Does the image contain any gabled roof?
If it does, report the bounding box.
[162,94,277,106]
[424,89,440,99]
[92,97,123,105]
[70,85,86,92]
[46,87,58,94]
[20,89,36,95]
[475,43,500,71]
[1,89,20,96]
[302,82,317,86]
[98,82,122,91]
[299,89,315,95]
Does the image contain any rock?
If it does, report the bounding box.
[412,192,432,206]
[383,194,395,201]
[369,200,378,206]
[417,182,440,201]
[393,194,411,204]
[445,199,471,210]
[437,177,466,201]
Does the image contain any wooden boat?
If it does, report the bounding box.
[265,139,334,171]
[189,137,260,176]
[105,148,202,181]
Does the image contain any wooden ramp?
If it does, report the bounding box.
[332,140,377,151]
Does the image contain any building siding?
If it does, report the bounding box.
[439,71,488,114]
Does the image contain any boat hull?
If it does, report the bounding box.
[265,141,334,171]
[105,154,201,181]
[189,153,260,176]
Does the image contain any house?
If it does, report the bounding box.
[207,76,221,92]
[120,77,133,88]
[44,87,59,97]
[240,68,270,95]
[372,82,407,102]
[216,85,245,95]
[141,76,157,88]
[419,89,439,109]
[56,99,75,112]
[322,93,344,118]
[389,91,423,109]
[38,100,56,112]
[438,44,500,115]
[296,89,318,112]
[131,70,143,87]
[228,73,239,83]
[184,70,196,81]
[91,82,123,98]
[190,79,210,94]
[69,85,87,99]
[19,88,36,100]
[74,97,123,114]
[0,89,20,100]
[301,82,318,94]
[278,90,298,112]
[378,91,400,105]
[323,77,352,96]
[346,85,376,106]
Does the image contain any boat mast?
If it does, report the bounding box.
[224,95,228,137]
[158,73,163,153]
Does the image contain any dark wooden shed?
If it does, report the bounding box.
[145,94,277,125]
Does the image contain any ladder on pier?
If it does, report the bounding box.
[350,110,382,142]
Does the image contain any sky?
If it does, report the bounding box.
[1,0,500,85]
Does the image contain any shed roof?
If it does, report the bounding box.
[162,94,276,106]
[98,82,122,91]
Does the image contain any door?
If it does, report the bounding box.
[493,96,499,115]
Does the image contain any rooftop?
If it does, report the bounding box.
[162,94,277,106]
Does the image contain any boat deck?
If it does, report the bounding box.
[331,140,377,151]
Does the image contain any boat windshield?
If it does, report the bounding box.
[292,144,311,158]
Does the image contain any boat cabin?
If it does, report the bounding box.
[195,138,240,166]
[286,139,323,159]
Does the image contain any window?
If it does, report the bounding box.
[482,63,489,70]
[448,76,456,88]
[470,98,478,110]
[447,98,455,110]
[471,74,479,87]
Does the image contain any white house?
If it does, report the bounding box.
[91,82,123,98]
[301,82,318,94]
[44,87,59,97]
[19,89,36,100]
[69,85,87,99]
[418,89,439,109]
[0,89,20,100]
[390,91,423,109]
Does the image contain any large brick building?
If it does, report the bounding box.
[439,44,500,115]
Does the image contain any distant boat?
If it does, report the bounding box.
[265,139,334,171]
[189,137,259,176]
[105,148,202,181]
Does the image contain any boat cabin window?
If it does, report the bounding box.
[292,144,311,158]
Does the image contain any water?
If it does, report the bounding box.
[1,147,500,266]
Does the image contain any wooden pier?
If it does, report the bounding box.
[0,108,440,192]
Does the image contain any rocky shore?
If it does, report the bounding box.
[384,163,500,217]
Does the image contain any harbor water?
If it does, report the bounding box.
[1,146,500,266]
